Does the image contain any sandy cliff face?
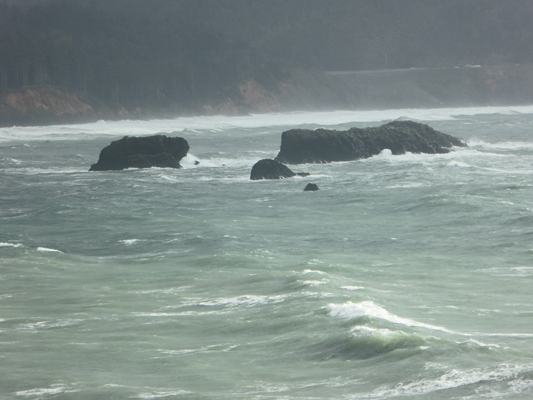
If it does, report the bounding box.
[0,86,94,126]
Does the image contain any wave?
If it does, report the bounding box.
[37,247,64,253]
[356,363,533,398]
[468,137,533,150]
[4,105,533,142]
[15,385,81,397]
[134,390,193,399]
[327,301,456,334]
[326,326,428,360]
[0,242,23,248]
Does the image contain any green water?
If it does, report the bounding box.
[1,108,533,399]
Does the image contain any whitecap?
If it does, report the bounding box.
[327,301,455,334]
[446,160,472,168]
[5,105,533,143]
[18,319,81,330]
[302,269,326,275]
[118,239,144,246]
[179,153,201,169]
[133,390,193,399]
[15,385,80,397]
[36,247,63,253]
[374,149,393,158]
[0,242,23,248]
[133,286,192,295]
[196,294,287,308]
[340,286,365,291]
[302,279,329,286]
[354,364,533,398]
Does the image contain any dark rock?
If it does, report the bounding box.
[275,120,467,164]
[89,134,189,171]
[250,159,309,180]
[304,183,319,191]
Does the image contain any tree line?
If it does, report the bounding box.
[1,0,532,113]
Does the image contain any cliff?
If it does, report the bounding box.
[0,86,97,127]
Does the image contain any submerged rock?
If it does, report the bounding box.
[275,120,466,164]
[250,159,309,180]
[89,134,189,171]
[304,183,319,191]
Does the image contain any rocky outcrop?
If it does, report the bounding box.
[250,159,309,180]
[89,134,189,171]
[0,86,95,127]
[304,183,319,191]
[275,120,466,164]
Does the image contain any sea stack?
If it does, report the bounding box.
[275,120,466,164]
[90,134,189,171]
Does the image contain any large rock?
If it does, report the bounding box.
[89,134,189,171]
[250,159,309,180]
[275,120,466,164]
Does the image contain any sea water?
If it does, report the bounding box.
[1,106,533,399]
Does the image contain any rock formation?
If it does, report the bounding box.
[275,121,466,164]
[250,159,309,180]
[304,183,319,191]
[89,134,189,171]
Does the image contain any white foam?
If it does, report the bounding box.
[135,390,192,399]
[179,153,201,169]
[446,160,472,168]
[478,141,533,150]
[16,385,80,397]
[36,247,63,253]
[0,242,23,248]
[374,149,393,158]
[355,364,533,398]
[3,105,533,142]
[302,269,327,275]
[302,279,329,286]
[195,294,287,308]
[340,286,365,291]
[118,239,144,246]
[18,319,81,330]
[327,301,454,333]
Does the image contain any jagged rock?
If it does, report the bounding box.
[250,159,309,180]
[275,120,467,164]
[304,183,319,191]
[89,134,189,171]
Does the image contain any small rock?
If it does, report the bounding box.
[304,183,319,191]
[250,159,308,180]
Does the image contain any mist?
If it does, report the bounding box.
[1,0,532,126]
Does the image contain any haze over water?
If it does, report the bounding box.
[2,106,533,399]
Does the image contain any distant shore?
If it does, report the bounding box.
[1,65,533,128]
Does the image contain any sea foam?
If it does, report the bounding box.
[327,301,455,333]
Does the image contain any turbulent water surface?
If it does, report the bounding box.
[2,106,533,399]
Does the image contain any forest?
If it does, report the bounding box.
[1,0,532,116]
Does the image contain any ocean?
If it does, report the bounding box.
[1,106,533,399]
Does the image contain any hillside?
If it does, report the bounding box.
[1,0,533,126]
